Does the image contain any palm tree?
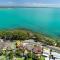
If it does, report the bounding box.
[49,49,52,60]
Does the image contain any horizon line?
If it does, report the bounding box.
[0,6,60,8]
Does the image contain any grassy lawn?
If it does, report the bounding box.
[16,56,45,60]
[40,55,45,60]
[0,56,45,60]
[16,58,32,60]
[0,55,6,60]
[0,56,24,60]
[16,57,24,60]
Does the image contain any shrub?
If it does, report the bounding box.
[8,50,14,60]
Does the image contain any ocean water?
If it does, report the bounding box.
[0,8,60,37]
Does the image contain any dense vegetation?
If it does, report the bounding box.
[0,29,60,47]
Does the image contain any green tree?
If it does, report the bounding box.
[56,41,60,47]
[8,50,14,60]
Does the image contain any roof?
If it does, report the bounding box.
[32,46,42,54]
[23,39,35,43]
[25,44,33,51]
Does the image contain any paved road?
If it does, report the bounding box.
[44,45,60,53]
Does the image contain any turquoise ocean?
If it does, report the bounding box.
[0,8,60,37]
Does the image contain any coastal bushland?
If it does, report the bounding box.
[0,29,59,47]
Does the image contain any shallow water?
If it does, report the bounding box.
[0,8,60,37]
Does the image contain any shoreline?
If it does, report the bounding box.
[0,28,59,50]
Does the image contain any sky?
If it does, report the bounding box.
[16,0,60,4]
[0,0,60,6]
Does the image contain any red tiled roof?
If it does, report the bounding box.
[33,46,42,54]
